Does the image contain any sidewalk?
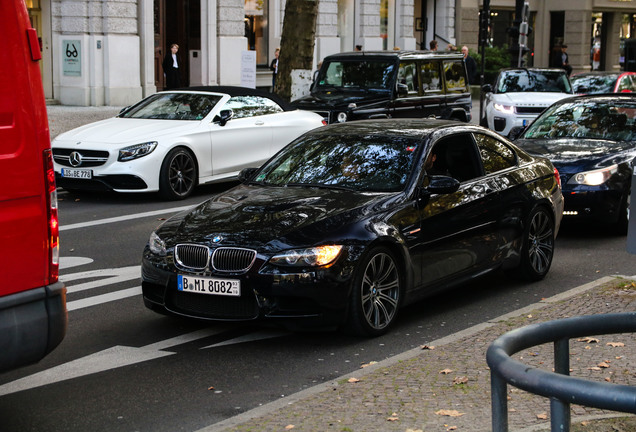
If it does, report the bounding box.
[205,275,636,432]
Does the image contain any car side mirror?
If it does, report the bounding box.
[214,109,234,126]
[238,167,258,183]
[396,83,408,97]
[482,84,493,94]
[118,106,131,116]
[507,126,525,141]
[426,175,460,194]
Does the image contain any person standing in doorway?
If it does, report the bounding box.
[270,48,280,90]
[162,44,181,90]
[560,44,573,76]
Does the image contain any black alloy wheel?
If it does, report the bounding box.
[159,148,197,200]
[345,247,402,336]
[518,206,555,281]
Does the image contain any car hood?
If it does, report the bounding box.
[291,91,389,110]
[52,118,198,145]
[493,92,571,107]
[515,138,636,172]
[157,184,396,252]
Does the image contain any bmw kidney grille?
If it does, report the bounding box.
[175,244,256,273]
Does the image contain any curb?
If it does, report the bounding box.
[199,275,634,432]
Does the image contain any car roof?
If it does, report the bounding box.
[323,50,464,61]
[170,85,294,111]
[307,118,481,139]
[499,67,568,73]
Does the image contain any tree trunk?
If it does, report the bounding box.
[274,0,318,101]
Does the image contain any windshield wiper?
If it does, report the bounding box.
[285,182,354,191]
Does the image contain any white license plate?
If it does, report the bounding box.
[177,274,240,296]
[61,168,92,179]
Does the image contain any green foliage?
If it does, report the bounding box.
[468,45,512,85]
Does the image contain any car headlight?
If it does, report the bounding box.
[270,245,343,267]
[337,112,348,123]
[118,142,158,161]
[494,103,515,114]
[567,164,618,186]
[148,231,166,256]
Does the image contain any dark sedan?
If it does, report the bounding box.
[513,94,635,233]
[142,119,563,336]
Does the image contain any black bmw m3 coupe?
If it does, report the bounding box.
[142,119,564,336]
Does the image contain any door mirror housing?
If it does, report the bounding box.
[214,109,234,126]
[426,175,460,194]
[238,167,258,183]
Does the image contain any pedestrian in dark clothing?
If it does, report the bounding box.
[162,43,181,90]
[560,44,573,76]
[270,48,280,90]
[462,45,477,85]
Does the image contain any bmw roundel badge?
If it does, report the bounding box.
[212,236,223,243]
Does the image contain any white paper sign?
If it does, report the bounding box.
[241,50,256,89]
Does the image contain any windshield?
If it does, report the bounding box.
[571,74,618,94]
[252,133,420,192]
[496,70,572,93]
[314,60,396,92]
[119,93,222,120]
[522,100,636,141]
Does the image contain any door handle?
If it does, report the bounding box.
[255,120,265,125]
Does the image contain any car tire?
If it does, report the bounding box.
[615,189,630,235]
[159,148,197,200]
[344,247,402,337]
[516,206,555,281]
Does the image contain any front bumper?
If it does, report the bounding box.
[561,188,624,224]
[141,250,357,329]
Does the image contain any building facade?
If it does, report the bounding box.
[25,0,636,106]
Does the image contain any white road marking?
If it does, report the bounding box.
[201,330,290,349]
[59,205,193,231]
[0,327,228,397]
[66,286,142,311]
[62,265,140,292]
[59,256,94,269]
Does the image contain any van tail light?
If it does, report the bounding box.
[554,167,561,189]
[44,149,59,283]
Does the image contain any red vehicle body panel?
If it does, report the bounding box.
[0,0,67,372]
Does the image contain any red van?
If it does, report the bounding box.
[0,0,67,372]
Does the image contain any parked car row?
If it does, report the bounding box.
[47,62,633,337]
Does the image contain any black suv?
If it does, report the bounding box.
[291,50,472,123]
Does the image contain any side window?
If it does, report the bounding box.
[427,134,483,182]
[223,95,283,119]
[443,60,468,93]
[398,61,419,94]
[474,133,517,174]
[420,61,442,93]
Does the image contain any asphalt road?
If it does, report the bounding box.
[0,104,633,431]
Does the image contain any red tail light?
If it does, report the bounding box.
[44,149,59,283]
[554,167,561,189]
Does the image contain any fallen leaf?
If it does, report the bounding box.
[447,427,458,431]
[435,409,465,417]
[605,377,612,382]
[347,377,360,383]
[581,421,589,426]
[387,413,399,421]
[453,376,469,385]
[157,217,166,221]
[589,366,602,371]
[537,412,548,420]
[577,337,599,344]
[285,425,295,430]
[440,368,453,374]
[360,361,377,368]
[207,386,214,391]
[598,362,611,368]
[421,345,435,350]
[527,314,533,318]
[607,342,625,347]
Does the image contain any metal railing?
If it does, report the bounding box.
[487,312,636,432]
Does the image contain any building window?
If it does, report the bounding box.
[245,0,269,66]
